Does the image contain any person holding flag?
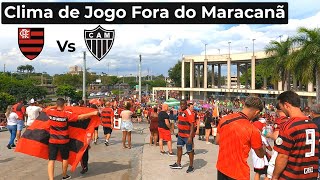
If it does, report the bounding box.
[46,98,99,180]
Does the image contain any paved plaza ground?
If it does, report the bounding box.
[0,122,262,180]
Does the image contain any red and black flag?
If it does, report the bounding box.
[18,28,44,60]
[15,106,100,171]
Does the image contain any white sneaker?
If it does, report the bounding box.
[206,142,212,144]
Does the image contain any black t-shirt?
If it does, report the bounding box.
[158,111,170,130]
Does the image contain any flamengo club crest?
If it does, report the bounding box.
[84,25,115,61]
[18,28,44,60]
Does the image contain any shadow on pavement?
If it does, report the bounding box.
[195,149,208,154]
[55,161,130,179]
[0,157,15,163]
[194,159,208,170]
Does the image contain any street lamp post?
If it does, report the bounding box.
[279,35,283,42]
[205,43,208,59]
[252,39,256,56]
[218,48,220,55]
[228,42,231,58]
[245,47,248,53]
[82,51,86,105]
[227,42,231,89]
[139,54,142,103]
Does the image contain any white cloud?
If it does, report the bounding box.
[0,0,320,76]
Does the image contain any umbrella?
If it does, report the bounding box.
[166,98,179,102]
[89,98,103,105]
[164,98,180,107]
[202,104,212,109]
[147,102,157,106]
[164,101,180,107]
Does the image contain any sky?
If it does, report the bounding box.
[0,0,320,77]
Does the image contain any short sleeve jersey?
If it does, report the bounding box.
[216,112,262,180]
[46,108,79,144]
[273,116,288,131]
[177,109,195,138]
[13,103,26,120]
[158,111,170,130]
[274,117,319,179]
[101,107,114,127]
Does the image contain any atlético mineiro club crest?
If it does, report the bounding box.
[84,25,115,61]
[18,28,44,60]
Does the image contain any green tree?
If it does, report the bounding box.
[53,74,82,88]
[168,61,190,87]
[17,65,26,73]
[56,85,76,99]
[240,60,271,89]
[265,38,293,90]
[150,79,166,88]
[0,92,16,112]
[289,27,320,103]
[25,64,35,73]
[0,74,47,100]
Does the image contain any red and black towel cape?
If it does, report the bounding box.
[15,106,100,171]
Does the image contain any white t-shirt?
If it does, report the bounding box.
[7,112,18,126]
[251,135,270,169]
[26,105,42,124]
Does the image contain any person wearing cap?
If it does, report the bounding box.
[26,98,42,128]
[310,104,320,179]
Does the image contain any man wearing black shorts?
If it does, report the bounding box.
[46,98,98,180]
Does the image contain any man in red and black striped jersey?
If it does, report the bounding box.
[12,98,26,141]
[46,98,99,180]
[101,102,114,146]
[272,91,319,180]
[170,99,195,173]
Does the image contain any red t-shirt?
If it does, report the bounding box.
[12,103,26,120]
[46,108,79,144]
[216,112,262,180]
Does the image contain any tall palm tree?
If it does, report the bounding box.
[17,65,26,73]
[265,38,293,91]
[289,27,320,103]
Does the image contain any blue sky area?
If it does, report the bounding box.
[0,0,319,76]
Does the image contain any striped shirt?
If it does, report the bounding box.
[274,117,319,179]
[101,107,114,128]
[46,108,79,144]
[177,109,195,138]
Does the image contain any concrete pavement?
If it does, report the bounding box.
[0,122,262,180]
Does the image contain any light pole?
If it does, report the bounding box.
[82,51,86,105]
[217,48,220,55]
[245,47,248,53]
[279,35,283,42]
[252,39,256,56]
[228,42,231,58]
[139,54,142,103]
[205,43,208,59]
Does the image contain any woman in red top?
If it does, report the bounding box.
[149,107,159,146]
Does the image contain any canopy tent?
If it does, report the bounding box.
[164,98,180,107]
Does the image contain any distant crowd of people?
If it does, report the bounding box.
[2,90,320,179]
